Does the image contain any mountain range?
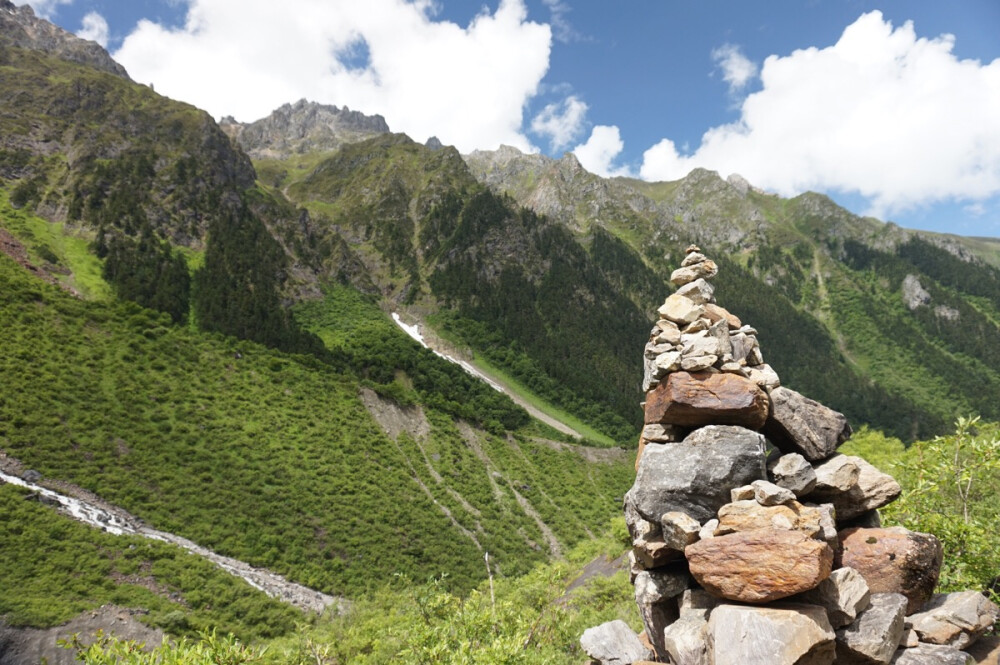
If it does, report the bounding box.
[1,4,999,659]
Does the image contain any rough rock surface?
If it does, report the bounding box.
[644,372,769,429]
[627,425,766,523]
[764,387,852,461]
[0,0,130,78]
[716,499,825,538]
[634,568,688,660]
[835,592,907,664]
[907,591,999,649]
[837,527,943,614]
[708,603,835,665]
[580,619,653,665]
[769,452,818,496]
[818,457,902,522]
[797,566,872,628]
[686,528,833,603]
[890,643,975,664]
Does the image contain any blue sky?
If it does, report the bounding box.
[22,0,1000,238]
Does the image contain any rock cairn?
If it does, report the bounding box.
[582,246,998,665]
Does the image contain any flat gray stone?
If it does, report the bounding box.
[709,603,835,665]
[580,619,653,665]
[889,644,974,664]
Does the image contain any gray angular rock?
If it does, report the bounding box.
[836,593,907,663]
[747,363,781,390]
[708,603,835,665]
[908,591,999,649]
[763,387,852,462]
[812,454,861,493]
[769,452,818,496]
[641,423,686,443]
[681,330,722,358]
[659,294,705,325]
[752,479,797,506]
[680,354,717,372]
[580,619,653,665]
[698,519,719,541]
[676,278,715,305]
[729,332,757,365]
[797,566,871,628]
[663,615,710,665]
[654,319,682,345]
[635,568,688,660]
[661,511,701,550]
[628,426,767,523]
[889,644,974,664]
[809,456,901,523]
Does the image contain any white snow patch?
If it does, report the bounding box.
[392,313,504,392]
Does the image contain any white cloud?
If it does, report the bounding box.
[711,43,758,93]
[113,0,552,153]
[530,95,588,150]
[15,0,72,20]
[76,11,109,47]
[641,11,1000,218]
[573,125,632,178]
[540,0,577,43]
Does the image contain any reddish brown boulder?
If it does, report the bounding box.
[644,371,769,429]
[837,527,943,614]
[686,528,833,603]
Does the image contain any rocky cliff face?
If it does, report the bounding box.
[0,0,129,79]
[221,99,389,159]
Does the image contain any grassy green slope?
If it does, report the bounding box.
[0,251,632,606]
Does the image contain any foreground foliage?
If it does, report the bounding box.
[843,419,1000,597]
[65,533,637,665]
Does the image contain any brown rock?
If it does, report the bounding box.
[837,527,943,614]
[704,303,742,329]
[686,528,833,603]
[763,386,852,462]
[644,371,769,429]
[716,499,825,538]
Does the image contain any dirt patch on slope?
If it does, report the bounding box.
[358,387,431,441]
[0,605,164,665]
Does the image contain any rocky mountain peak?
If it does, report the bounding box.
[0,0,129,79]
[221,99,389,159]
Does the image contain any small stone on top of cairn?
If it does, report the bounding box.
[583,247,997,665]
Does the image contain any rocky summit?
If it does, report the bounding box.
[582,247,998,665]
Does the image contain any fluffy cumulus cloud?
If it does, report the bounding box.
[530,95,588,150]
[711,43,758,93]
[573,125,632,178]
[76,11,109,47]
[113,0,552,152]
[641,11,1000,217]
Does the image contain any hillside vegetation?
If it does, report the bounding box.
[0,247,632,603]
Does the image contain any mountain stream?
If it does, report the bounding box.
[0,467,343,614]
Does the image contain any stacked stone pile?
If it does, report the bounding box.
[582,246,998,665]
